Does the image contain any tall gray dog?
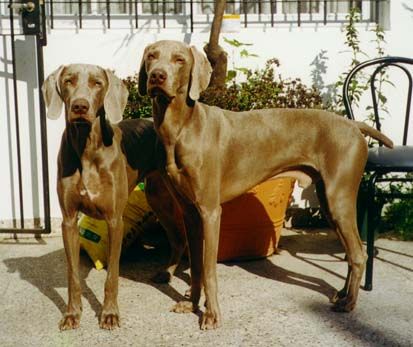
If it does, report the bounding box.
[138,40,393,330]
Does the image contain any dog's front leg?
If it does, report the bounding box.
[100,217,123,329]
[60,214,82,330]
[199,205,222,330]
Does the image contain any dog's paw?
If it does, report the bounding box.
[151,270,172,284]
[331,296,356,312]
[100,310,120,330]
[59,313,81,330]
[171,300,197,314]
[184,287,191,299]
[200,310,221,330]
[330,288,347,304]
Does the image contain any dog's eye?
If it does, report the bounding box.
[147,53,156,60]
[176,57,185,64]
[64,79,72,85]
[95,80,103,87]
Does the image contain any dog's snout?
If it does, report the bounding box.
[149,69,167,85]
[71,98,90,115]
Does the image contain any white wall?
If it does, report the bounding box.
[1,0,413,220]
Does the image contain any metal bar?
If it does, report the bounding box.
[375,0,379,24]
[79,0,82,29]
[40,0,47,46]
[106,0,111,28]
[364,171,378,291]
[370,68,381,132]
[297,0,301,27]
[376,177,413,182]
[36,34,51,234]
[1,0,385,30]
[190,0,193,33]
[376,193,413,199]
[404,75,413,146]
[162,0,166,28]
[0,228,48,234]
[9,1,25,229]
[50,0,54,29]
[135,0,138,28]
[323,0,327,25]
[243,0,247,28]
[270,0,274,27]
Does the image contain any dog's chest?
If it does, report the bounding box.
[163,146,199,203]
[75,168,110,219]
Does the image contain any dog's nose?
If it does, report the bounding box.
[149,69,167,85]
[71,98,90,115]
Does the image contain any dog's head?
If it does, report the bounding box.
[42,64,128,124]
[138,40,212,104]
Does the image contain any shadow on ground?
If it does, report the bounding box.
[307,301,409,347]
[3,230,348,318]
[224,229,346,301]
[3,249,101,316]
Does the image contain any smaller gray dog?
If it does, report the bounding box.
[43,64,185,330]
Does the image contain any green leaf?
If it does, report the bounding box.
[223,37,242,47]
[226,70,237,82]
[378,93,387,104]
[240,49,249,58]
[235,67,250,75]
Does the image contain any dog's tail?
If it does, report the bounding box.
[355,121,394,148]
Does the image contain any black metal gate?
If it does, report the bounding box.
[0,0,50,234]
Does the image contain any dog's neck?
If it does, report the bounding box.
[152,94,192,146]
[59,107,114,178]
[58,121,92,178]
[66,122,92,159]
[151,94,192,173]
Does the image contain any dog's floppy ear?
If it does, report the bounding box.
[189,46,212,101]
[42,65,65,120]
[104,69,129,124]
[138,47,148,97]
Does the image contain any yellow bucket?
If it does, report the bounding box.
[78,184,155,270]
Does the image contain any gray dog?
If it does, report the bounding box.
[138,40,393,329]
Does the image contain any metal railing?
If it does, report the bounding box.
[0,0,387,32]
[1,0,51,235]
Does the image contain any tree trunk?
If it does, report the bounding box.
[204,0,228,88]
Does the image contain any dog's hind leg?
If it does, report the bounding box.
[151,213,186,284]
[145,174,187,284]
[323,182,367,312]
[315,181,351,303]
[171,202,203,314]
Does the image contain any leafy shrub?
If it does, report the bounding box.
[381,199,413,241]
[200,58,323,111]
[123,75,152,119]
[123,58,324,119]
